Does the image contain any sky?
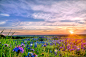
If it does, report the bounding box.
[0,0,86,35]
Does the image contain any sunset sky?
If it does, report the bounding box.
[0,0,86,35]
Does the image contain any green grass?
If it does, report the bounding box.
[0,35,86,57]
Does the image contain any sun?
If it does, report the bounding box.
[69,31,74,34]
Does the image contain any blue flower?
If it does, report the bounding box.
[13,47,20,53]
[30,44,33,47]
[27,52,37,57]
[46,42,48,45]
[13,46,24,53]
[50,50,52,53]
[50,43,53,45]
[27,52,30,56]
[44,44,46,47]
[28,47,31,49]
[34,44,37,48]
[26,44,29,48]
[41,44,43,47]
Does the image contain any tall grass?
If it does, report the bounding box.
[0,29,86,57]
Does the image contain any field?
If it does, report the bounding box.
[0,35,86,57]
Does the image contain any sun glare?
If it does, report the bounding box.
[69,31,74,34]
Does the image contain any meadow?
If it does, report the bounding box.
[0,35,86,57]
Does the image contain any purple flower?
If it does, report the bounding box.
[21,43,25,47]
[55,43,56,45]
[30,49,35,51]
[59,46,63,49]
[4,44,8,47]
[62,47,65,51]
[70,48,74,51]
[13,46,24,53]
[81,42,86,50]
[72,45,77,50]
[19,47,24,53]
[50,43,53,45]
[77,47,80,51]
[67,44,71,50]
[55,52,57,55]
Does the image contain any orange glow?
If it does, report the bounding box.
[69,31,74,34]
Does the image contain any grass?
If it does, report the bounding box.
[0,29,86,57]
[0,36,86,57]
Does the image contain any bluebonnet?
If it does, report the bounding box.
[50,50,52,53]
[27,52,37,57]
[34,44,37,48]
[21,42,23,44]
[13,47,20,53]
[21,43,25,47]
[55,43,56,45]
[50,43,53,45]
[13,46,24,53]
[27,52,31,56]
[44,44,46,47]
[26,44,29,48]
[23,40,24,42]
[30,44,33,47]
[28,47,31,49]
[41,44,43,47]
[46,42,48,45]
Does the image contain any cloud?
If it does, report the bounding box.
[0,13,10,16]
[31,0,86,25]
[0,21,6,25]
[78,22,85,24]
[0,0,86,22]
[60,20,74,22]
[12,21,83,30]
[31,0,86,13]
[0,0,32,17]
[0,0,86,35]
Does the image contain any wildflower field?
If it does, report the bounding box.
[0,35,86,57]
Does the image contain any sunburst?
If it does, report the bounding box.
[69,31,74,34]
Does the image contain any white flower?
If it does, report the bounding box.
[30,44,33,46]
